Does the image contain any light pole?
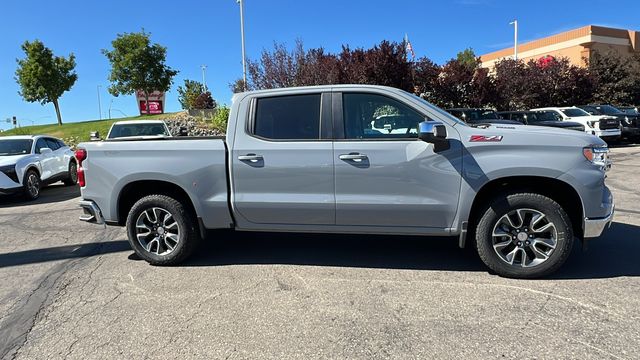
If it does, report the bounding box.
[97,85,103,120]
[510,20,518,60]
[201,65,208,90]
[237,0,247,90]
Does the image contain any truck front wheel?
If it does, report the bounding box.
[475,192,574,278]
[126,195,200,265]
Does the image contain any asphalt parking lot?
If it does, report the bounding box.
[0,146,638,360]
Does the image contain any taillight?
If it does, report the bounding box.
[75,148,87,187]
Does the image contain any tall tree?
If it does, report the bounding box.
[177,79,206,109]
[102,31,177,114]
[456,48,478,69]
[588,50,635,105]
[15,40,77,126]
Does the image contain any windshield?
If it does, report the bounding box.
[0,139,33,156]
[560,108,590,117]
[620,107,639,115]
[596,105,624,115]
[408,93,467,126]
[530,111,560,122]
[108,123,170,139]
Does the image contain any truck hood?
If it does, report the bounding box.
[461,123,605,147]
[0,154,30,167]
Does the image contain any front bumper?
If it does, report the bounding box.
[593,129,621,138]
[79,200,105,225]
[583,196,614,238]
[0,186,22,196]
[621,126,640,137]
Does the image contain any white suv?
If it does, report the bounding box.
[531,107,621,140]
[0,135,77,200]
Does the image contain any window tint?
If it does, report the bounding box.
[254,94,321,140]
[343,93,424,139]
[45,138,60,150]
[35,138,48,153]
[57,139,67,148]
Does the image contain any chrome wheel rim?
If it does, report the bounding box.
[27,174,40,198]
[135,207,180,256]
[491,208,557,268]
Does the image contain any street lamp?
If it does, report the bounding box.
[201,65,208,91]
[510,20,518,61]
[97,85,103,120]
[236,0,247,90]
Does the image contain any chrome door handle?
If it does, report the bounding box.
[339,153,368,161]
[238,154,263,162]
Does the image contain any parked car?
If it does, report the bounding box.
[106,120,172,140]
[0,135,77,200]
[446,108,521,126]
[497,110,585,131]
[77,85,614,279]
[531,107,621,141]
[579,104,640,141]
[618,106,639,115]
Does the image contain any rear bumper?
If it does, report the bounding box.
[79,200,105,225]
[583,196,614,238]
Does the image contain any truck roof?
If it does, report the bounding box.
[232,84,407,102]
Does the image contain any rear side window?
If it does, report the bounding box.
[45,138,60,150]
[253,94,321,140]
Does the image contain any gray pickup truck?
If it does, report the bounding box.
[77,85,614,278]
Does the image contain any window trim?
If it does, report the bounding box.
[334,91,428,142]
[246,92,332,142]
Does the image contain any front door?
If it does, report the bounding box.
[333,92,462,229]
[231,92,335,226]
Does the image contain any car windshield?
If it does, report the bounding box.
[596,105,624,115]
[108,123,169,139]
[530,111,559,122]
[620,107,639,115]
[560,108,590,117]
[0,139,33,156]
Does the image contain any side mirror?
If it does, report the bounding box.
[418,120,450,152]
[39,147,52,154]
[178,127,189,136]
[90,131,101,141]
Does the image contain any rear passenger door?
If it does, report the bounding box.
[44,138,65,175]
[231,92,335,226]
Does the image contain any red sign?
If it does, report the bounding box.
[139,100,163,114]
[136,90,166,115]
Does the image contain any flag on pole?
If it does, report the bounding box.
[405,33,415,59]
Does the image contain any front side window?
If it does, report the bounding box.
[254,94,321,140]
[343,93,424,139]
[35,138,48,153]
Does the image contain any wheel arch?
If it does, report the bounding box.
[116,180,199,228]
[465,176,584,246]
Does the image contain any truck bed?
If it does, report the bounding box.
[79,138,233,229]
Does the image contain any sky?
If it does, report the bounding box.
[1,0,638,130]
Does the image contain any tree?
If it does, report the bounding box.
[177,79,206,109]
[193,91,216,110]
[456,48,477,69]
[412,57,441,104]
[589,50,635,105]
[102,30,177,114]
[15,40,77,126]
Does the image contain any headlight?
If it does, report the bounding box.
[588,121,597,128]
[0,164,19,183]
[583,145,610,171]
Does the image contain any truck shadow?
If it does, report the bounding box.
[0,183,79,208]
[183,221,640,279]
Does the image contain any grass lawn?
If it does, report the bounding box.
[0,113,178,145]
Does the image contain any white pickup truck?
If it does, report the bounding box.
[531,106,621,141]
[77,85,614,278]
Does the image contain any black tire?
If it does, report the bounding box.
[22,169,41,201]
[475,192,573,279]
[63,161,78,186]
[126,195,200,265]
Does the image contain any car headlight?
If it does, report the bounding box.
[0,164,19,183]
[588,120,597,128]
[583,145,610,171]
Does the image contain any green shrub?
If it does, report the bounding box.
[212,106,230,132]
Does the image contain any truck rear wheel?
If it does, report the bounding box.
[474,192,573,278]
[126,195,200,265]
